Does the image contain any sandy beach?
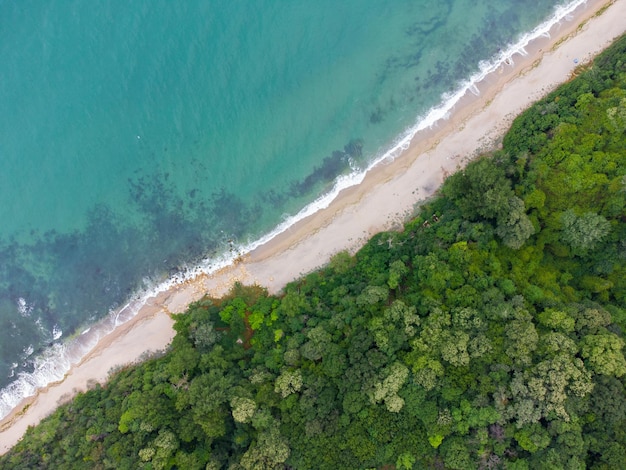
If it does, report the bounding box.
[2,0,625,455]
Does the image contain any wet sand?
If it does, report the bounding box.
[2,0,625,455]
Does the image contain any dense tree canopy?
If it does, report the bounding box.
[2,33,626,470]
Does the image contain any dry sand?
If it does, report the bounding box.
[2,0,626,455]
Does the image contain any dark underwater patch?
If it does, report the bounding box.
[0,173,263,389]
[288,139,362,198]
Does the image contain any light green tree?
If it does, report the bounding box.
[561,209,611,251]
[231,397,258,423]
[396,452,416,469]
[274,369,303,398]
[371,361,409,412]
[581,333,626,377]
[357,285,390,306]
[240,426,290,470]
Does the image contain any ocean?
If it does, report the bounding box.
[0,0,586,418]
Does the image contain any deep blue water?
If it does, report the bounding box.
[0,0,579,417]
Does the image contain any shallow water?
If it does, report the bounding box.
[0,0,578,417]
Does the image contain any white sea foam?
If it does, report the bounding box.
[52,326,63,341]
[16,297,33,318]
[23,345,34,357]
[0,0,593,422]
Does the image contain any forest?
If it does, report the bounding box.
[2,33,626,470]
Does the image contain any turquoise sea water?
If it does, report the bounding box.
[0,0,580,417]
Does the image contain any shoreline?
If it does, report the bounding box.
[244,0,622,273]
[2,0,625,455]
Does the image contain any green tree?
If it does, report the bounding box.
[515,423,551,453]
[495,196,535,249]
[388,260,409,290]
[443,157,513,220]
